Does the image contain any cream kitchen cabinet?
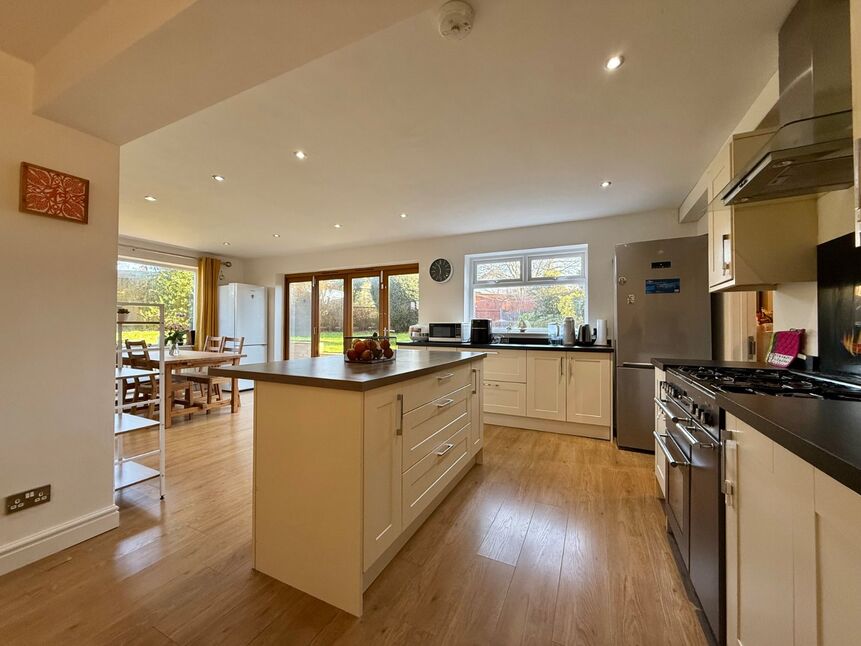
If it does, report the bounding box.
[469,363,483,454]
[725,414,861,645]
[702,130,818,292]
[525,351,567,421]
[483,349,528,383]
[483,379,527,416]
[566,352,612,427]
[653,367,667,498]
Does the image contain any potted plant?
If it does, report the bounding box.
[164,323,187,356]
[117,307,131,322]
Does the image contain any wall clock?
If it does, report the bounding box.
[429,258,453,283]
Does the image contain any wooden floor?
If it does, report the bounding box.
[0,397,707,646]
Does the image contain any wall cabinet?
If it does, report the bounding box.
[566,353,612,426]
[525,351,567,421]
[701,130,819,292]
[725,414,861,645]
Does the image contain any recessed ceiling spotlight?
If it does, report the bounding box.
[144,195,157,202]
[222,241,231,246]
[601,180,612,188]
[294,150,307,160]
[605,55,624,71]
[211,174,225,182]
[272,233,281,238]
[400,212,408,219]
[334,224,342,229]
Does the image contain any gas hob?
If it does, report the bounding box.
[672,366,861,401]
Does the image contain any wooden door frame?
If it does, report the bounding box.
[283,263,418,359]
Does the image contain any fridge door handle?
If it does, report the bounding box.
[620,362,654,369]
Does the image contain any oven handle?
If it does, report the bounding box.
[674,421,719,450]
[653,431,689,468]
[654,397,687,424]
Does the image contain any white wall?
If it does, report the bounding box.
[772,189,856,357]
[245,208,706,355]
[0,52,120,573]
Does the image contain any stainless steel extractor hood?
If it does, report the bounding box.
[721,0,853,205]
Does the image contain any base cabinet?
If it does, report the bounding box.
[526,351,567,421]
[566,353,612,426]
[653,367,667,498]
[725,414,861,645]
[483,380,527,416]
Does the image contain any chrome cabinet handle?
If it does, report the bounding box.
[395,394,404,436]
[653,431,688,468]
[435,442,455,456]
[471,368,477,395]
[437,373,454,381]
[435,398,454,408]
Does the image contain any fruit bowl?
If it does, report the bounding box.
[344,334,396,363]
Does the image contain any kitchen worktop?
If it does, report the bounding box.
[401,340,614,353]
[718,392,861,496]
[209,351,486,391]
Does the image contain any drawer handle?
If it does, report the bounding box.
[435,442,455,456]
[435,398,455,409]
[396,394,404,436]
[437,373,455,381]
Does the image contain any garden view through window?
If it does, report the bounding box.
[286,265,419,359]
[117,259,196,345]
[468,247,587,331]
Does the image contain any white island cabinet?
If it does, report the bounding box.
[212,352,485,617]
[724,414,861,645]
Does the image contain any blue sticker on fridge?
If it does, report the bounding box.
[645,278,680,294]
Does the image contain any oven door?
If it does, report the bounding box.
[658,424,691,567]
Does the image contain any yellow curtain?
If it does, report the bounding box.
[195,256,221,350]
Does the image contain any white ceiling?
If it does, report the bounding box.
[0,0,107,63]
[119,0,795,258]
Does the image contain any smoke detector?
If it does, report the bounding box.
[438,1,474,40]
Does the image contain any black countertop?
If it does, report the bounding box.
[401,341,614,353]
[209,352,486,391]
[652,357,861,496]
[718,393,861,496]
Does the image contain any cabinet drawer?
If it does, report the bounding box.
[483,380,527,416]
[483,350,527,383]
[403,422,470,526]
[401,364,472,413]
[402,384,471,471]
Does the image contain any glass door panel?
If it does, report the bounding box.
[351,276,380,337]
[318,278,345,355]
[387,273,419,346]
[287,281,312,359]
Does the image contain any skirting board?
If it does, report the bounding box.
[0,504,119,576]
[485,413,610,440]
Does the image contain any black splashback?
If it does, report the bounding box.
[817,233,861,379]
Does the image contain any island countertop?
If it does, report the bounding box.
[209,351,487,391]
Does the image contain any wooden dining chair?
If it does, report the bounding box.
[188,336,245,411]
[125,339,194,420]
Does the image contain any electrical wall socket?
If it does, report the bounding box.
[5,485,51,514]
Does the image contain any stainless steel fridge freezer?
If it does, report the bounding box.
[614,235,711,450]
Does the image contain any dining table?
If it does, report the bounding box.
[122,349,247,427]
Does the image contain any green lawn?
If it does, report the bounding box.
[292,331,405,356]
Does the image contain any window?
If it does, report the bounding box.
[467,246,587,331]
[117,259,196,344]
[285,264,419,359]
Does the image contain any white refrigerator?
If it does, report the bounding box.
[218,283,268,391]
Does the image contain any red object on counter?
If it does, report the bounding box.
[767,329,804,368]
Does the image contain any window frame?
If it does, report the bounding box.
[466,245,588,333]
[283,263,419,359]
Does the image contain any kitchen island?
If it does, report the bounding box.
[210,351,486,616]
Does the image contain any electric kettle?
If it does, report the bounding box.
[577,323,595,346]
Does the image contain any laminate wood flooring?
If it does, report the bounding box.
[0,398,707,645]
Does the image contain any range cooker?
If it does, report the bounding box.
[654,365,861,646]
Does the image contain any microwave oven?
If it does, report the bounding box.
[428,322,463,342]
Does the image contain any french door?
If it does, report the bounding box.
[284,264,418,359]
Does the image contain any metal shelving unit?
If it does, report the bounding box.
[115,302,166,499]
